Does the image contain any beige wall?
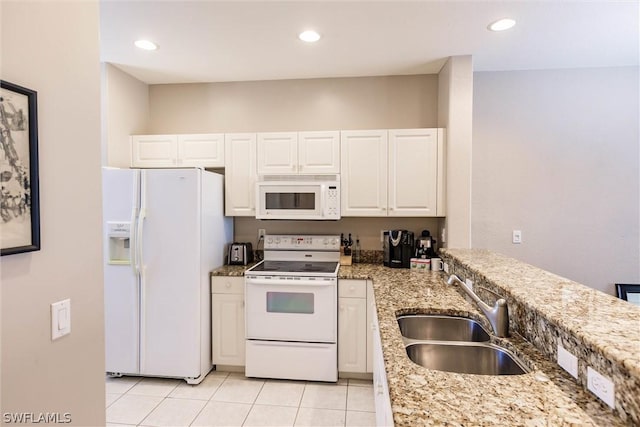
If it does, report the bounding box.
[0,1,105,424]
[438,56,473,249]
[104,64,149,167]
[147,74,439,133]
[472,67,640,295]
[235,217,442,252]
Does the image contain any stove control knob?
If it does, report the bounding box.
[266,237,273,244]
[275,237,281,245]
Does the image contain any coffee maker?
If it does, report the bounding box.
[414,230,436,259]
[383,230,414,268]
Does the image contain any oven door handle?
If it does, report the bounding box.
[246,278,335,287]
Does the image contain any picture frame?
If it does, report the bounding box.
[616,283,640,307]
[0,80,40,256]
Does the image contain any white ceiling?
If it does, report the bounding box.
[100,0,639,85]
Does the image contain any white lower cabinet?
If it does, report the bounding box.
[372,294,394,426]
[211,277,245,367]
[338,279,374,374]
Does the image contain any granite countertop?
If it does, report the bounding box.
[211,258,631,425]
[210,263,256,277]
[339,263,625,426]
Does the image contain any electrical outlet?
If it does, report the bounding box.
[465,278,474,291]
[512,230,522,244]
[258,228,266,240]
[380,230,386,243]
[557,344,578,378]
[441,228,446,243]
[443,262,449,273]
[587,367,615,409]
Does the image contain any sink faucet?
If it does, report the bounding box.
[447,274,509,337]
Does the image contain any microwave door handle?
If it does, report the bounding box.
[320,184,326,218]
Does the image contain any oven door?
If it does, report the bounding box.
[245,276,337,342]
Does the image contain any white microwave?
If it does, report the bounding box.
[256,175,340,220]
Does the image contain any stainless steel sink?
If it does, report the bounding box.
[405,342,529,375]
[397,314,491,342]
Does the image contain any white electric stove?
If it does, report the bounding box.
[244,234,340,382]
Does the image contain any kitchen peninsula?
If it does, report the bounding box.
[212,250,639,425]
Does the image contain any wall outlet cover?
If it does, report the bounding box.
[464,278,474,291]
[557,344,578,379]
[587,367,615,409]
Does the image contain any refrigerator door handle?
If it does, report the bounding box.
[137,208,146,274]
[130,208,139,277]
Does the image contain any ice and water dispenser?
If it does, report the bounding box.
[107,222,132,264]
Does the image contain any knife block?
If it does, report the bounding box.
[340,247,352,266]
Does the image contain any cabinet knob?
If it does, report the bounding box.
[225,283,231,288]
[349,286,355,292]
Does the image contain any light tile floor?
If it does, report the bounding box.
[106,371,375,427]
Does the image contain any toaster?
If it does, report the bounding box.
[228,242,254,265]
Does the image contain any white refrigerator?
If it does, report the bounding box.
[103,168,233,384]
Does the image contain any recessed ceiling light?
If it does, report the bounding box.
[134,39,158,50]
[299,30,321,43]
[488,18,516,32]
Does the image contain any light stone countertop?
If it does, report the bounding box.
[211,259,631,425]
[339,263,626,426]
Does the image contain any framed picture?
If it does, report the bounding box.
[0,80,40,256]
[616,284,640,307]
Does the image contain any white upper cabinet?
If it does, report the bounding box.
[340,130,389,216]
[224,133,257,216]
[178,134,225,167]
[131,133,224,168]
[131,134,178,168]
[341,128,445,217]
[256,132,298,174]
[298,131,340,174]
[257,131,340,175]
[388,128,441,216]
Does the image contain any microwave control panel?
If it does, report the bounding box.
[325,185,340,219]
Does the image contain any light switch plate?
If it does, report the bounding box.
[51,299,71,340]
[557,344,578,378]
[587,366,615,409]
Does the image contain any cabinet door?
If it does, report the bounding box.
[340,130,388,216]
[211,293,245,366]
[131,135,178,168]
[298,131,340,174]
[178,134,224,167]
[256,132,298,175]
[366,281,374,373]
[224,133,257,216]
[388,129,439,216]
[338,297,367,373]
[372,297,393,426]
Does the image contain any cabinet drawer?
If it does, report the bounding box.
[211,276,244,294]
[338,279,367,299]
